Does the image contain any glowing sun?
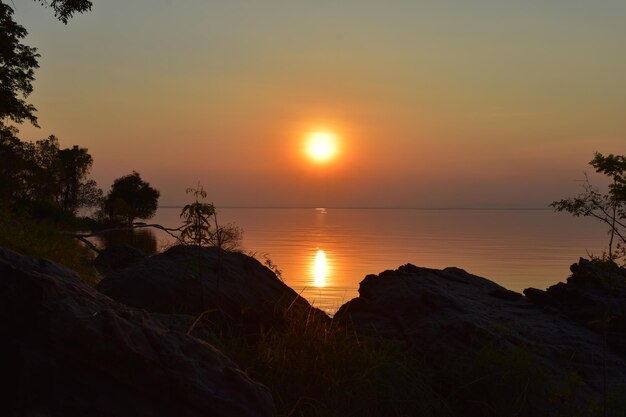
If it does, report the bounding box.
[306,132,338,163]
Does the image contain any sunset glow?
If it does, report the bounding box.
[306,132,338,163]
[5,2,626,414]
[11,1,626,208]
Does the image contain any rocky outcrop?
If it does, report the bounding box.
[93,244,146,274]
[525,258,626,353]
[335,263,626,392]
[0,247,274,417]
[97,245,327,335]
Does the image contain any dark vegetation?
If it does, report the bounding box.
[101,171,159,227]
[0,0,99,277]
[0,0,164,265]
[180,183,243,251]
[204,310,571,417]
[552,153,626,265]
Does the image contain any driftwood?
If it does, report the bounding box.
[60,223,185,254]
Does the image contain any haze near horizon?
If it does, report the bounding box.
[13,0,626,207]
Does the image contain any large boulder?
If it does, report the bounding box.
[97,245,328,335]
[524,258,626,353]
[335,263,626,393]
[93,244,146,274]
[0,247,274,417]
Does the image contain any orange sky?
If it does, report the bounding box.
[14,1,626,207]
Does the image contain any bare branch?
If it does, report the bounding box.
[70,234,101,254]
[59,222,186,252]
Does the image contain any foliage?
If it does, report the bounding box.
[102,171,160,226]
[1,0,92,129]
[179,183,243,250]
[57,145,102,213]
[0,132,102,216]
[0,3,40,127]
[96,228,158,256]
[552,152,626,263]
[0,127,30,200]
[213,222,244,251]
[262,253,283,280]
[34,0,93,24]
[180,184,215,247]
[0,201,99,283]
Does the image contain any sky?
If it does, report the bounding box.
[12,0,626,207]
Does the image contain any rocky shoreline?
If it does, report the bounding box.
[2,245,625,416]
[335,261,626,394]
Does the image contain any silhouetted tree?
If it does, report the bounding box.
[103,172,160,226]
[34,0,93,24]
[26,135,62,203]
[552,152,626,262]
[180,184,215,247]
[57,145,102,214]
[0,0,93,130]
[0,1,99,224]
[0,3,40,127]
[0,133,101,215]
[0,126,34,201]
[180,183,243,251]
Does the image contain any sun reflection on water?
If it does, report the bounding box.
[313,249,328,287]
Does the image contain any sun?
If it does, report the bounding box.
[306,131,338,163]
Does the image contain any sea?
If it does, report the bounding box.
[123,207,609,314]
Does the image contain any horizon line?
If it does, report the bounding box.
[157,205,553,211]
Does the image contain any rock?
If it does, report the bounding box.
[0,246,274,417]
[335,263,626,393]
[93,244,146,274]
[523,287,552,307]
[97,245,328,336]
[525,258,626,353]
[488,287,523,301]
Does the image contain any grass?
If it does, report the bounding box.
[203,310,441,417]
[0,203,100,283]
[195,306,601,417]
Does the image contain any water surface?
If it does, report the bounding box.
[150,207,607,314]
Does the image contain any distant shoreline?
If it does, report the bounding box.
[157,206,553,211]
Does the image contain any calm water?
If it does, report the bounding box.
[147,207,607,314]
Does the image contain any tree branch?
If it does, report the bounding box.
[59,222,186,253]
[585,210,626,245]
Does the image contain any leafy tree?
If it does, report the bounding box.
[28,136,101,214]
[25,135,63,203]
[0,3,40,127]
[57,145,102,214]
[0,0,93,130]
[0,132,101,214]
[103,172,160,226]
[0,129,37,208]
[0,127,31,201]
[551,152,626,262]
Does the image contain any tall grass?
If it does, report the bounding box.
[0,203,99,283]
[196,306,598,417]
[204,310,441,417]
